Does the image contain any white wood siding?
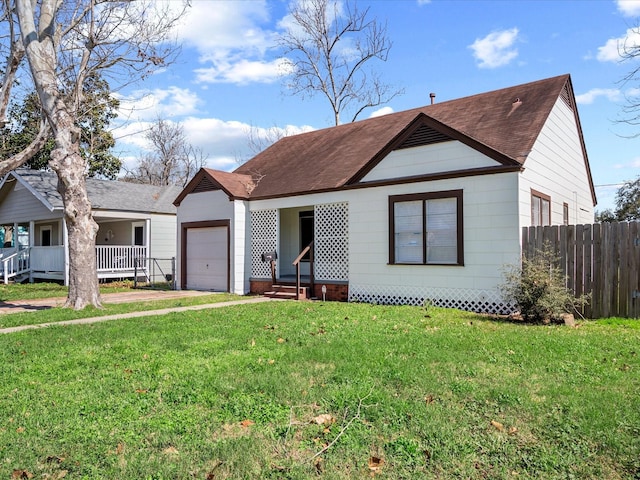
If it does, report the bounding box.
[361,141,499,182]
[519,98,595,226]
[0,183,59,224]
[176,190,249,294]
[149,213,177,259]
[250,170,521,295]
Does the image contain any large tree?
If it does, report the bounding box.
[122,118,207,187]
[0,0,185,309]
[1,75,121,179]
[279,0,403,125]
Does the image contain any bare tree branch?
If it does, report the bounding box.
[279,0,403,125]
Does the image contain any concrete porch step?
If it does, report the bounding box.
[264,284,308,300]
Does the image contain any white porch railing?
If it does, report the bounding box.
[31,246,65,272]
[0,245,149,284]
[96,245,147,272]
[2,247,31,284]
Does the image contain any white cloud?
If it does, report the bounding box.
[597,27,640,62]
[617,0,640,16]
[115,87,201,121]
[194,58,294,85]
[174,0,289,85]
[469,28,520,69]
[369,106,394,118]
[613,157,640,168]
[575,88,622,104]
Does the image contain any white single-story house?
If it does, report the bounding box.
[173,74,596,313]
[0,169,182,284]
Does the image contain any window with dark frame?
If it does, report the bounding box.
[389,190,463,266]
[563,202,569,225]
[531,190,551,226]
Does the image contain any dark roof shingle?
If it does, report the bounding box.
[12,169,181,214]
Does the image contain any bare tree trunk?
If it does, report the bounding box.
[52,147,101,309]
[17,0,101,309]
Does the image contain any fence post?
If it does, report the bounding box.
[171,257,176,290]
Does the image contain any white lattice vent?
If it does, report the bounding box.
[314,202,349,281]
[250,209,278,278]
[349,284,515,315]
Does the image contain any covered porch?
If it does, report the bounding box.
[249,202,350,301]
[0,215,151,284]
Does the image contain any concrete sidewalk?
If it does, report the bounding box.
[0,296,274,334]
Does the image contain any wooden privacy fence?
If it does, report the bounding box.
[522,222,640,319]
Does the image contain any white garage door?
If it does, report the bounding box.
[186,226,228,291]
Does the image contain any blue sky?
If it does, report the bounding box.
[113,0,640,212]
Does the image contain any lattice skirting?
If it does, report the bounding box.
[349,284,515,315]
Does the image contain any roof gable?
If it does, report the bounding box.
[173,168,255,206]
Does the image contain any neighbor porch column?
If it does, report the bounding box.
[29,221,35,247]
[145,218,151,258]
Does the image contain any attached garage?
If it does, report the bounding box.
[181,220,230,291]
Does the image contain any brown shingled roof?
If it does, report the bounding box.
[178,74,595,204]
[173,168,254,205]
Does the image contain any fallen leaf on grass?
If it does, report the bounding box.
[135,389,148,394]
[277,337,286,343]
[45,455,66,464]
[12,470,33,479]
[240,419,254,428]
[490,420,504,432]
[368,456,384,473]
[162,446,179,455]
[16,427,25,433]
[508,426,518,435]
[116,443,125,455]
[312,413,335,426]
[314,457,324,474]
[425,395,434,404]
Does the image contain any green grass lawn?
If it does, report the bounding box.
[0,282,136,302]
[0,282,239,329]
[0,301,638,479]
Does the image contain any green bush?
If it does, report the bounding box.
[501,245,589,323]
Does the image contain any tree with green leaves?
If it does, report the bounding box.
[596,176,640,222]
[1,75,121,179]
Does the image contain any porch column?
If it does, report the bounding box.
[63,217,69,286]
[145,218,151,258]
[13,222,18,247]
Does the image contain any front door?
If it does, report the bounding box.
[299,210,314,260]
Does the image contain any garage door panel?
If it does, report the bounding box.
[186,226,228,291]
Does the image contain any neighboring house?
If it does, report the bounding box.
[174,74,596,313]
[0,169,182,284]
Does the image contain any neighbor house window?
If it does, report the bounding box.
[531,190,551,226]
[389,190,463,266]
[563,202,569,225]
